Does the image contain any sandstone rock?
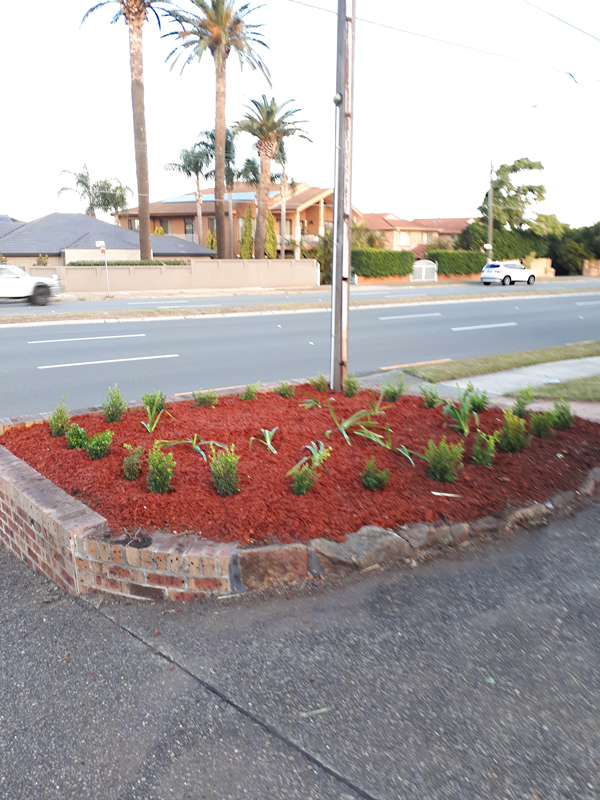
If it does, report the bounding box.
[506,503,548,531]
[470,515,501,535]
[398,524,428,549]
[238,544,308,591]
[310,526,411,572]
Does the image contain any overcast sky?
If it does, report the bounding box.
[1,0,599,227]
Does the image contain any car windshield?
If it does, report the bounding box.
[7,265,27,278]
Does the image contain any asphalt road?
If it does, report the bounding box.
[1,292,600,418]
[1,503,598,799]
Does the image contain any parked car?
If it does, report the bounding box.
[0,264,61,305]
[480,260,536,286]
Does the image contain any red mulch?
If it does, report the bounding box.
[1,387,599,546]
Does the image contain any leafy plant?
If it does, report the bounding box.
[290,464,317,495]
[48,397,70,438]
[102,384,127,423]
[472,429,500,466]
[141,392,172,433]
[307,372,329,392]
[66,423,89,450]
[529,410,556,439]
[424,437,464,482]
[421,385,442,408]
[498,409,531,452]
[209,444,241,496]
[325,401,377,446]
[381,375,407,402]
[360,456,390,491]
[552,398,574,430]
[192,389,218,408]
[147,444,175,494]
[240,381,259,401]
[465,381,489,412]
[343,373,361,397]
[154,434,225,462]
[275,381,295,399]
[286,441,332,495]
[249,427,278,454]
[123,444,144,481]
[86,430,113,460]
[512,386,534,418]
[352,422,416,466]
[299,393,323,409]
[443,386,478,437]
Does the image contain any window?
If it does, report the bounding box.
[154,219,171,234]
[422,232,432,244]
[184,218,195,235]
[399,231,410,245]
[208,218,216,233]
[280,218,292,236]
[129,219,139,231]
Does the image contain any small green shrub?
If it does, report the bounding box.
[192,390,218,408]
[421,385,442,409]
[147,445,175,493]
[425,437,464,482]
[498,409,530,452]
[291,464,316,495]
[123,444,144,481]
[351,249,414,278]
[465,381,489,412]
[360,456,390,490]
[472,429,500,466]
[307,372,329,392]
[513,386,534,418]
[530,410,556,439]
[142,390,166,414]
[343,373,361,398]
[552,398,574,430]
[209,444,241,496]
[381,375,407,402]
[443,386,478,437]
[275,381,295,399]
[86,430,113,460]
[102,385,127,423]
[286,441,332,495]
[66,423,89,450]
[48,397,70,438]
[240,382,259,401]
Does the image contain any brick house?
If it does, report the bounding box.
[362,214,474,258]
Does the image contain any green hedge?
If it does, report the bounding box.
[351,249,414,277]
[66,259,188,266]
[428,250,487,275]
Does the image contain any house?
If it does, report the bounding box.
[362,214,474,258]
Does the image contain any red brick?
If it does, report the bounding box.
[90,561,108,576]
[107,565,135,580]
[189,577,229,593]
[86,540,98,559]
[168,590,196,602]
[96,541,111,562]
[139,549,153,570]
[128,583,165,601]
[110,545,123,564]
[168,553,184,573]
[147,574,185,589]
[154,551,169,572]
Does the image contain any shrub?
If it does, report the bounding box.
[102,385,127,423]
[465,381,489,412]
[429,250,487,276]
[513,386,534,418]
[343,373,361,397]
[142,390,166,414]
[48,397,70,438]
[360,456,390,490]
[530,410,556,439]
[351,249,414,278]
[66,259,186,266]
[308,372,329,392]
[147,445,175,493]
[192,390,218,408]
[123,444,144,481]
[66,423,89,450]
[382,375,406,402]
[265,211,278,259]
[209,444,241,496]
[421,385,442,408]
[240,207,254,259]
[498,409,530,452]
[552,398,574,430]
[291,464,316,495]
[86,430,113,460]
[442,386,478,437]
[240,381,259,401]
[472,429,500,466]
[275,381,295,399]
[286,441,331,495]
[425,437,464,482]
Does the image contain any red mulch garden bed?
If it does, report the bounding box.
[2,387,599,546]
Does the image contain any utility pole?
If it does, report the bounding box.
[330,0,355,392]
[487,162,494,262]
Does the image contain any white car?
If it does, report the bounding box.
[480,260,536,286]
[0,264,61,306]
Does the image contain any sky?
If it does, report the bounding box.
[1,0,599,228]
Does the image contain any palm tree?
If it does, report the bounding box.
[236,96,308,259]
[165,145,211,245]
[198,128,238,258]
[94,180,132,226]
[163,0,270,259]
[58,165,97,216]
[83,0,172,260]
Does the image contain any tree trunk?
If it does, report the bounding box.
[279,169,287,260]
[227,185,235,258]
[214,57,227,259]
[255,149,271,259]
[127,17,151,261]
[195,175,203,246]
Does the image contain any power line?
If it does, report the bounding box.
[521,0,600,45]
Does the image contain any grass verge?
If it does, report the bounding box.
[531,375,600,402]
[405,340,600,383]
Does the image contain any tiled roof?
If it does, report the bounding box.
[268,187,333,212]
[410,218,474,234]
[363,214,474,233]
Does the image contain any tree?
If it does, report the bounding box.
[83,1,172,260]
[265,212,277,258]
[352,220,385,249]
[165,144,211,245]
[479,158,545,231]
[198,127,238,257]
[240,207,253,258]
[164,0,270,260]
[556,239,588,275]
[236,96,308,258]
[529,213,568,239]
[94,180,132,226]
[58,165,97,216]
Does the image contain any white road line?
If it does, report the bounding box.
[28,334,146,344]
[379,312,442,320]
[38,354,179,370]
[575,300,600,306]
[127,300,190,305]
[452,322,518,331]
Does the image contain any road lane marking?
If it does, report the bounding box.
[381,358,452,371]
[28,334,146,344]
[127,300,190,305]
[379,312,442,320]
[451,322,517,331]
[575,300,600,306]
[38,354,179,370]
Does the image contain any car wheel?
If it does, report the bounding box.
[31,284,50,306]
[483,282,490,285]
[527,275,535,284]
[501,276,511,286]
